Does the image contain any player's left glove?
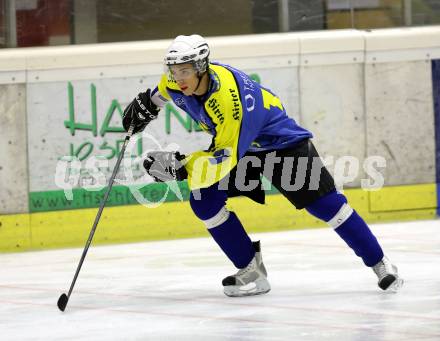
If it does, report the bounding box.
[143,151,188,182]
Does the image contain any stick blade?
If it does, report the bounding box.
[57,293,69,312]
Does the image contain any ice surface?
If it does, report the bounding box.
[1,219,439,340]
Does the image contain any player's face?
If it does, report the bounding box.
[169,64,199,96]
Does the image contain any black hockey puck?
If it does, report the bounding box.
[57,293,68,311]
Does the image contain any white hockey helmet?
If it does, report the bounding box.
[164,34,210,74]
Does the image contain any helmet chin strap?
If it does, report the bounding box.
[193,72,205,95]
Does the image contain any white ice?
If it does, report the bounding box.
[1,219,440,341]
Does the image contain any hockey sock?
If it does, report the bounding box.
[189,186,255,269]
[306,191,384,267]
[207,210,255,269]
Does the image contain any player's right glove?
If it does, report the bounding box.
[143,151,188,182]
[122,89,160,134]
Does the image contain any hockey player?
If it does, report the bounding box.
[122,34,403,297]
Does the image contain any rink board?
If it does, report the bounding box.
[0,183,437,252]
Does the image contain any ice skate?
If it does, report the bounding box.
[372,256,404,291]
[222,241,271,297]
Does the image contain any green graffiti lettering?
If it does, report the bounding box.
[64,82,98,136]
[115,139,126,157]
[100,99,125,137]
[99,141,116,159]
[165,103,192,134]
[192,120,203,131]
[137,137,143,156]
[70,142,94,161]
[249,73,261,84]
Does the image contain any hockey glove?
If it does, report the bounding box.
[143,151,188,182]
[122,89,160,134]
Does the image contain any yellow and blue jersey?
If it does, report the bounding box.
[155,62,312,190]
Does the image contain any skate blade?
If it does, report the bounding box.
[224,287,271,297]
[388,277,404,293]
[380,275,404,292]
[224,279,271,297]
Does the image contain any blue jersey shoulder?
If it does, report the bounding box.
[211,62,313,154]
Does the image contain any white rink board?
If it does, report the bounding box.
[1,219,439,341]
[0,84,28,214]
[364,60,436,186]
[300,63,366,187]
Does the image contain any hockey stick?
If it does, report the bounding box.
[57,124,135,312]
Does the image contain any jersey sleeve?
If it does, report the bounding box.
[151,73,182,107]
[183,70,243,190]
[151,86,168,108]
